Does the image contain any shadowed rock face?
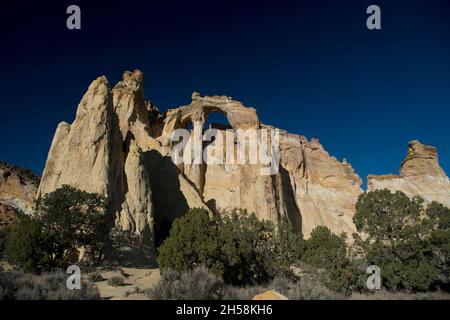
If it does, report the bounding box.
[35,69,449,262]
[368,140,450,207]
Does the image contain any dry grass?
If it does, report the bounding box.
[0,270,100,300]
[351,290,450,300]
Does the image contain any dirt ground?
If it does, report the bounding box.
[89,267,161,300]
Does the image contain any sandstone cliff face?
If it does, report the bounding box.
[37,73,156,261]
[0,162,39,216]
[368,140,450,207]
[277,133,362,237]
[37,76,116,198]
[154,91,362,238]
[0,162,39,227]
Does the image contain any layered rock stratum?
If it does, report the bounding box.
[368,140,450,207]
[0,162,39,226]
[4,69,443,263]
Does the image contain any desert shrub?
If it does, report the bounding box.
[108,276,125,287]
[147,265,345,300]
[157,208,221,274]
[3,214,48,272]
[301,226,359,294]
[223,265,343,300]
[272,273,343,300]
[125,286,145,297]
[0,270,100,300]
[146,266,224,300]
[88,272,104,283]
[0,226,8,258]
[217,209,280,285]
[271,216,304,275]
[428,201,450,289]
[3,185,108,272]
[221,285,265,300]
[354,189,440,292]
[0,271,21,299]
[350,290,450,300]
[158,208,302,286]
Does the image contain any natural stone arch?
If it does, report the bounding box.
[158,92,259,146]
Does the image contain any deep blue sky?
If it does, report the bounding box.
[1,0,449,188]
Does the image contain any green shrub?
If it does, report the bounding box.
[354,189,439,292]
[0,226,8,258]
[301,226,359,294]
[108,276,125,287]
[146,266,224,300]
[273,216,304,267]
[3,214,48,272]
[3,185,108,272]
[428,201,450,288]
[0,270,100,300]
[217,209,279,285]
[157,208,221,274]
[157,208,302,286]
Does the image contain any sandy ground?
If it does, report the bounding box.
[89,267,161,300]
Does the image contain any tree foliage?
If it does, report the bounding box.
[3,215,45,272]
[0,226,8,259]
[353,189,449,292]
[157,208,302,286]
[3,185,108,272]
[217,209,277,285]
[156,208,220,274]
[427,201,450,288]
[302,226,360,294]
[149,189,450,294]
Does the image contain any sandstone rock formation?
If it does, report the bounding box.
[0,162,39,217]
[36,69,449,263]
[253,290,288,300]
[276,132,362,237]
[368,140,450,207]
[37,70,364,261]
[154,92,362,238]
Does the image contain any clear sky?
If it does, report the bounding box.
[1,0,449,189]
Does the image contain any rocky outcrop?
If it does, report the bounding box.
[151,91,362,238]
[0,162,39,228]
[37,76,116,198]
[0,162,39,216]
[37,73,157,262]
[277,133,362,237]
[37,70,364,258]
[253,290,288,300]
[36,69,449,263]
[368,140,450,207]
[37,70,363,251]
